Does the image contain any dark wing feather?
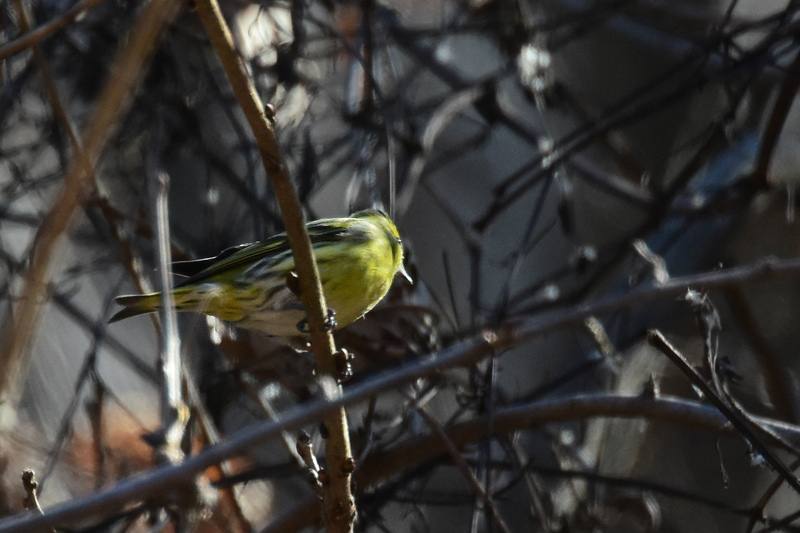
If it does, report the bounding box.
[174,220,350,287]
[171,244,251,278]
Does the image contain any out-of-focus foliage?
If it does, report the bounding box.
[2,0,800,532]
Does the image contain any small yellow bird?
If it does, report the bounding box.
[110,210,410,337]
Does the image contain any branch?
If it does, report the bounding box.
[190,1,354,531]
[150,168,187,465]
[0,0,108,61]
[648,330,800,495]
[410,398,512,533]
[512,255,800,320]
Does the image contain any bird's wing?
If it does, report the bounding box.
[174,220,351,286]
[171,243,252,278]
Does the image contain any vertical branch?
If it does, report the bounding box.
[191,2,355,531]
[151,168,187,463]
[86,377,106,491]
[0,0,181,428]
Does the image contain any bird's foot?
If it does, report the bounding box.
[296,309,337,334]
[324,308,337,330]
[334,348,354,383]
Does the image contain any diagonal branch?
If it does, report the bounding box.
[190,2,354,531]
[0,0,108,61]
[648,330,800,495]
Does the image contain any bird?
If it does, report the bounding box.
[109,210,410,337]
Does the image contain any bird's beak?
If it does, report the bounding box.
[399,264,413,284]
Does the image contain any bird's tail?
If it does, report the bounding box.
[108,293,161,323]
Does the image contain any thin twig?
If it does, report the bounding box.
[10,0,81,151]
[409,396,512,533]
[9,0,158,407]
[0,0,108,61]
[647,330,800,496]
[86,193,158,301]
[512,256,800,328]
[151,167,187,464]
[0,333,494,533]
[0,245,157,384]
[467,9,791,231]
[747,455,800,533]
[86,378,106,491]
[8,4,106,493]
[241,378,305,468]
[502,437,553,531]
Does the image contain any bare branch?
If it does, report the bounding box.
[191,1,354,530]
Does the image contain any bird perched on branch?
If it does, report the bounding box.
[110,210,410,337]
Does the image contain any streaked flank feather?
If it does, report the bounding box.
[109,210,410,338]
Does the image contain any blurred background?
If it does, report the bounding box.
[2,0,800,531]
